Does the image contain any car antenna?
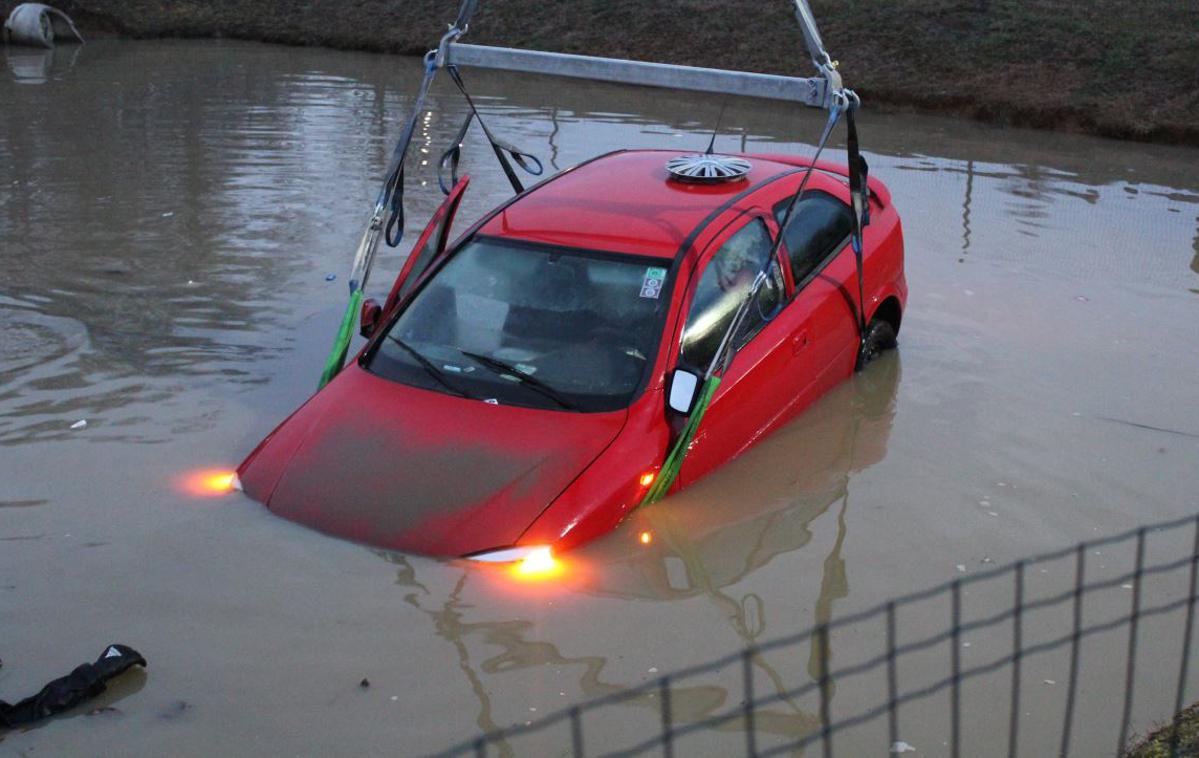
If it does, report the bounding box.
[703,97,730,155]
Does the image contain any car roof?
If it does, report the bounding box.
[476,149,849,259]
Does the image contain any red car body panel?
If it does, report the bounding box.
[240,364,626,555]
[239,149,906,557]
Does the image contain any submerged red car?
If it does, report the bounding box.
[237,149,905,559]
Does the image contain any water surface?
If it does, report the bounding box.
[2,40,1198,756]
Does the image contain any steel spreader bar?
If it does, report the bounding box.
[443,43,828,107]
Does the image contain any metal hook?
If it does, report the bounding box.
[434,24,466,69]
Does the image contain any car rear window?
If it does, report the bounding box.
[773,191,853,285]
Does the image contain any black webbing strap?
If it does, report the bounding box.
[845,101,869,339]
[382,53,439,248]
[439,65,543,196]
[453,0,478,31]
[380,0,478,246]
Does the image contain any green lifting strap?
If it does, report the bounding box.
[640,375,722,506]
[318,289,362,389]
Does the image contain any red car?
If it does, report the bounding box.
[237,149,906,560]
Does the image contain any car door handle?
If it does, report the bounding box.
[792,330,810,354]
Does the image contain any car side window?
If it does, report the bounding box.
[680,218,782,371]
[774,191,854,286]
[398,213,453,301]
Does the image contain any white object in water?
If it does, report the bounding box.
[4,4,84,49]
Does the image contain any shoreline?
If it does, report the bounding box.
[4,1,1198,147]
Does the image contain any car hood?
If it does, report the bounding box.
[239,364,627,555]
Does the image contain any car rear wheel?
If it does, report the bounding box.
[855,319,897,372]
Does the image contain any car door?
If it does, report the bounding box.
[773,189,860,410]
[674,212,793,488]
[382,176,470,314]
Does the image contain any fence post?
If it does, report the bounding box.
[1009,561,1025,758]
[659,677,674,758]
[951,580,962,758]
[886,602,899,751]
[817,623,833,758]
[1117,529,1147,754]
[1060,543,1086,758]
[570,706,584,758]
[1169,517,1199,758]
[743,647,757,757]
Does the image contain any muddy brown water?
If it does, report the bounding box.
[1,40,1198,756]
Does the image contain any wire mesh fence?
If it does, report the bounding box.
[429,513,1199,757]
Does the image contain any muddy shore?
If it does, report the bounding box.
[4,0,1197,146]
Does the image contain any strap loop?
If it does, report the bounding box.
[438,65,543,196]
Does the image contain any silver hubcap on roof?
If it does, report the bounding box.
[665,154,752,183]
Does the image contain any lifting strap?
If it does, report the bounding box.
[438,65,543,196]
[845,98,870,340]
[381,53,439,249]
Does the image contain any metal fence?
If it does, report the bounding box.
[429,513,1199,757]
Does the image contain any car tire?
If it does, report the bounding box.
[855,319,897,372]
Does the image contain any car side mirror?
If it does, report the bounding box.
[667,368,701,415]
[359,297,382,338]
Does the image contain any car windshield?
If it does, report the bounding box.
[366,236,673,412]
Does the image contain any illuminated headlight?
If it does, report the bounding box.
[466,545,551,563]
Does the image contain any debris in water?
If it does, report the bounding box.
[956,564,967,573]
[648,667,658,673]
[161,212,174,218]
[988,511,999,517]
[70,419,87,429]
[891,741,916,753]
[325,274,337,281]
[3,4,85,48]
[1075,295,1089,303]
[1044,679,1056,685]
[359,678,370,689]
[1122,583,1133,589]
[0,644,146,728]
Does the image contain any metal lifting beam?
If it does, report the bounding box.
[441,43,828,107]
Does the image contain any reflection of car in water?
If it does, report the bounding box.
[237,150,906,558]
[377,357,900,753]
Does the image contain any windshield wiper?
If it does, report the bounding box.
[388,336,474,400]
[457,350,578,410]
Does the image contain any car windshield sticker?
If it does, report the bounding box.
[640,267,667,299]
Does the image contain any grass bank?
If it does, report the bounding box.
[5,0,1197,145]
[1126,701,1199,758]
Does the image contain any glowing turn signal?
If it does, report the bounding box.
[181,469,241,497]
[638,471,656,488]
[639,530,653,545]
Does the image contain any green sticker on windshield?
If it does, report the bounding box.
[640,267,667,299]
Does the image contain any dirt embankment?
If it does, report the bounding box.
[5,0,1198,146]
